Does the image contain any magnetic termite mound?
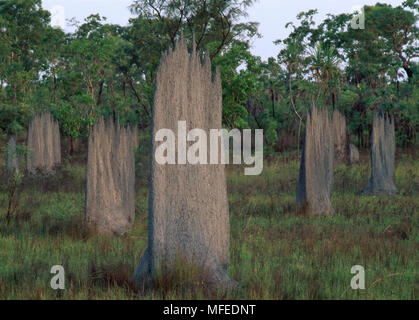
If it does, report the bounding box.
[134,38,237,291]
[26,112,61,174]
[332,110,348,164]
[6,136,19,175]
[362,110,397,195]
[85,118,138,235]
[296,106,334,216]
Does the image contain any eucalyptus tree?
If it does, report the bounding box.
[129,0,258,58]
[126,0,260,128]
[0,0,51,105]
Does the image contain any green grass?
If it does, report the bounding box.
[0,150,418,300]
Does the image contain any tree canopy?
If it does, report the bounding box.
[0,0,417,151]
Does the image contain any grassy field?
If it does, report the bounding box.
[0,145,418,300]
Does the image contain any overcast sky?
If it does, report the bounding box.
[42,0,406,61]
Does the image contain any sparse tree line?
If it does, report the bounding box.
[0,0,417,152]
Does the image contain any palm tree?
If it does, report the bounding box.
[309,42,342,106]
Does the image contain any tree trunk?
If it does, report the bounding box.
[69,137,75,156]
[271,89,275,118]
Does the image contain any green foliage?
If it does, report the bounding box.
[214,41,263,128]
[272,4,418,148]
[0,0,52,105]
[52,102,88,140]
[0,103,34,135]
[129,0,259,57]
[0,0,417,148]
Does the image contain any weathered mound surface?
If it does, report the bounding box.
[134,39,236,291]
[85,118,138,235]
[296,106,334,216]
[362,110,397,195]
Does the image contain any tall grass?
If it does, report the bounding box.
[0,149,417,299]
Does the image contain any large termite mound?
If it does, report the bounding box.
[85,118,138,235]
[26,112,61,174]
[296,106,334,215]
[362,110,397,195]
[134,38,236,291]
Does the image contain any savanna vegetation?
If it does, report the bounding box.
[0,0,418,300]
[0,149,418,299]
[0,0,417,150]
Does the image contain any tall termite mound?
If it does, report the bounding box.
[6,136,19,174]
[296,106,334,215]
[134,39,236,290]
[85,118,138,235]
[332,110,348,164]
[362,110,397,195]
[26,112,61,174]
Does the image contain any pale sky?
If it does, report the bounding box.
[42,0,406,61]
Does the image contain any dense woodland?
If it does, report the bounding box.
[0,0,418,153]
